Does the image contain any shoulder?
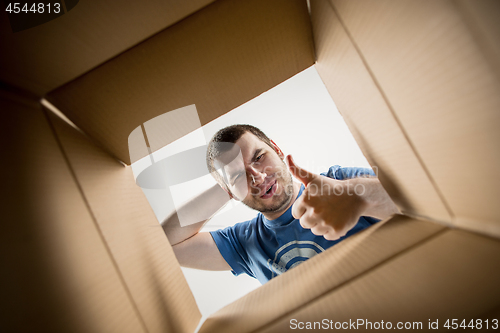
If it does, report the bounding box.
[321,165,375,180]
[320,165,343,179]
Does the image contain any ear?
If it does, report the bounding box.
[270,139,284,159]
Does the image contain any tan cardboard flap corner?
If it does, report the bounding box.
[45,0,315,165]
[313,0,500,238]
[0,0,216,96]
[1,95,145,332]
[311,0,452,223]
[46,110,201,333]
[200,216,446,333]
[258,227,500,332]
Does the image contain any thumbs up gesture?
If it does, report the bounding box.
[286,155,367,241]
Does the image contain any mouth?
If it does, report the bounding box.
[260,180,277,199]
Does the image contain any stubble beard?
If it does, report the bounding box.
[242,168,295,215]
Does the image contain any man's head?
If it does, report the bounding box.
[206,124,295,215]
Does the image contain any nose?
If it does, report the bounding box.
[247,165,266,185]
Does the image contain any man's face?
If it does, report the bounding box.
[215,132,294,214]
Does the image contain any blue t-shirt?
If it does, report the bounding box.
[210,165,379,284]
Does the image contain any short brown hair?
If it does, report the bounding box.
[206,124,275,194]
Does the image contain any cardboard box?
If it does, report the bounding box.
[1,0,499,331]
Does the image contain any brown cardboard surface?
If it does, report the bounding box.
[200,216,445,333]
[450,0,500,84]
[47,111,201,332]
[330,0,500,237]
[0,0,215,96]
[4,1,500,332]
[311,0,452,223]
[257,228,500,333]
[45,0,315,165]
[0,94,145,332]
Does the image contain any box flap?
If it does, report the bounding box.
[311,0,452,223]
[0,93,145,332]
[327,0,500,237]
[0,0,215,96]
[45,0,315,164]
[200,216,444,333]
[257,227,500,332]
[46,110,201,333]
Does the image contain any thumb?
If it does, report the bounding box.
[286,155,315,186]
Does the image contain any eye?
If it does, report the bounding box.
[256,154,264,161]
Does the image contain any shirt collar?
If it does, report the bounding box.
[262,184,304,228]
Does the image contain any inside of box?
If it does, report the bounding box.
[2,0,500,332]
[132,66,375,317]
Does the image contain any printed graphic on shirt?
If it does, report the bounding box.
[267,240,325,278]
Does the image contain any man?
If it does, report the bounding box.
[162,124,399,284]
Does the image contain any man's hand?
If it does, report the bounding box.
[287,155,366,241]
[287,155,399,241]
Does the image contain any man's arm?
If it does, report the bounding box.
[287,155,400,241]
[173,232,231,270]
[352,177,401,219]
[162,183,230,245]
[162,183,232,270]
